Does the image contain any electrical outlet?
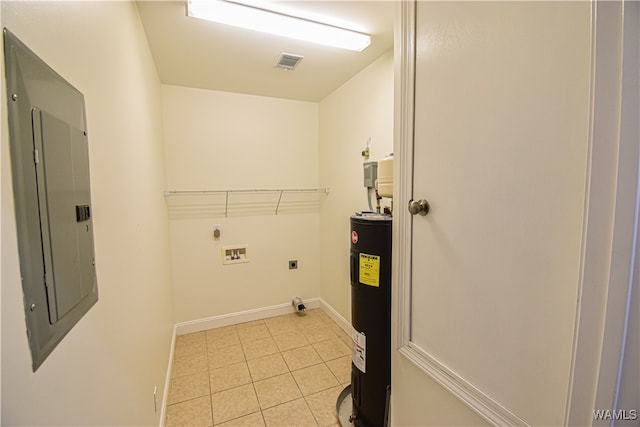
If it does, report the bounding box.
[289,260,298,270]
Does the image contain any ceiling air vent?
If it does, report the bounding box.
[275,53,303,71]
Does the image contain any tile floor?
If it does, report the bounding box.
[166,308,352,427]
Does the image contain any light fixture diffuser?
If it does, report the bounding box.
[187,0,371,52]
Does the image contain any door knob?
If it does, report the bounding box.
[408,199,430,216]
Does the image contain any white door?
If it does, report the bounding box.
[397,1,593,425]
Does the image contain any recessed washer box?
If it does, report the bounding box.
[222,245,249,265]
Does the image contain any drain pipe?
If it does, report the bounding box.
[292,297,306,314]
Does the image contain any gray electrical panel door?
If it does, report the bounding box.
[32,108,96,323]
[4,28,98,371]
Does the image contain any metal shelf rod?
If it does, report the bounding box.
[163,188,329,197]
[163,188,330,218]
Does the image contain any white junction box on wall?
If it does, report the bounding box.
[222,245,249,265]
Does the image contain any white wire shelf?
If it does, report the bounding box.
[163,187,330,218]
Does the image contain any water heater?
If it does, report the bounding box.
[349,212,392,427]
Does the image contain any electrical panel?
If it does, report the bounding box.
[4,29,98,371]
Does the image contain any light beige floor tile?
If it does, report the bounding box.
[175,332,207,359]
[325,356,351,384]
[208,344,246,369]
[325,323,351,346]
[326,322,348,337]
[168,371,211,405]
[292,364,339,396]
[253,373,302,409]
[207,324,238,335]
[282,345,322,371]
[272,330,310,352]
[236,319,265,330]
[166,395,213,427]
[294,314,326,331]
[279,313,301,320]
[293,309,324,320]
[216,411,265,427]
[238,323,271,343]
[262,398,318,427]
[242,337,279,360]
[176,331,207,345]
[339,334,351,348]
[211,384,260,425]
[247,353,290,382]
[172,351,208,378]
[304,308,323,317]
[301,324,338,344]
[210,361,251,393]
[310,309,331,323]
[207,329,241,349]
[205,325,238,345]
[264,315,298,336]
[304,386,344,427]
[312,338,351,362]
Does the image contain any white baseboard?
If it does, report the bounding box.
[173,297,340,336]
[318,298,351,334]
[159,324,176,427]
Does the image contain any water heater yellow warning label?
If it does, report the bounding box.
[359,253,380,287]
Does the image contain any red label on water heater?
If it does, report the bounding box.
[351,231,358,244]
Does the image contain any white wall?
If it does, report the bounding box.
[318,50,394,320]
[161,85,321,322]
[1,2,174,425]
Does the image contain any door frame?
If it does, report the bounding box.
[566,1,639,425]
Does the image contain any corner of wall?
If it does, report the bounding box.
[318,49,394,321]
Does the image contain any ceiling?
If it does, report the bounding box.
[136,1,394,102]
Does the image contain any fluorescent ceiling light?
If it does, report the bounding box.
[187,0,371,52]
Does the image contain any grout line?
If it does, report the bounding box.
[248,380,261,426]
[204,328,214,427]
